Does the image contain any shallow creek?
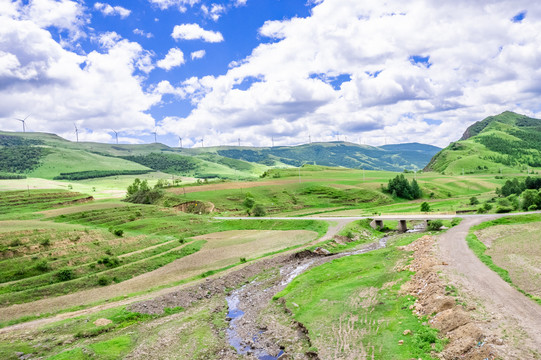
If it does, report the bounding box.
[225,236,388,359]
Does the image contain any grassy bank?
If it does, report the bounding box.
[275,233,446,359]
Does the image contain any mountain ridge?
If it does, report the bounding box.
[0,131,440,179]
[425,111,541,174]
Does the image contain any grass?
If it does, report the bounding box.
[0,189,90,218]
[28,147,149,180]
[275,233,446,359]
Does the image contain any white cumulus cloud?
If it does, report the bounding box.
[157,48,185,70]
[158,0,541,148]
[148,0,200,12]
[190,49,206,60]
[94,2,131,19]
[172,23,224,42]
[201,4,226,21]
[0,7,160,142]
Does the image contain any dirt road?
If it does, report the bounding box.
[437,216,541,352]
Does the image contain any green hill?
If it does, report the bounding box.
[425,111,541,174]
[0,131,440,180]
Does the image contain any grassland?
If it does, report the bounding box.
[468,214,541,304]
[275,233,446,359]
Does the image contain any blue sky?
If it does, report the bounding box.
[1,0,541,147]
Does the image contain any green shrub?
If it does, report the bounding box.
[98,256,121,268]
[528,204,538,211]
[35,259,50,272]
[240,257,247,263]
[450,218,461,227]
[427,220,443,231]
[56,269,73,282]
[420,202,431,212]
[113,229,124,237]
[252,204,267,217]
[469,196,479,205]
[97,276,112,286]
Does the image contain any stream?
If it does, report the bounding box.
[225,236,388,359]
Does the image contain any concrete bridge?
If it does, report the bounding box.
[369,214,456,232]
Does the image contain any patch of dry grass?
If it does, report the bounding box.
[475,223,541,297]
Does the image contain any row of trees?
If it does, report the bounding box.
[495,176,541,212]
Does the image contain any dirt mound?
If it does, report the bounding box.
[401,235,502,360]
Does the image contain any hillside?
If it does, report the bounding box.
[425,111,541,174]
[0,131,440,180]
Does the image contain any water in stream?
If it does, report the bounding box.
[226,236,388,359]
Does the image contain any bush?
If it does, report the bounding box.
[252,204,267,217]
[469,196,479,205]
[56,269,73,282]
[97,276,112,286]
[113,229,124,237]
[240,257,247,263]
[35,259,50,272]
[450,218,461,227]
[427,220,443,231]
[528,204,538,211]
[97,256,120,268]
[420,202,431,212]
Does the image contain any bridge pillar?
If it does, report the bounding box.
[398,220,408,233]
[370,219,384,230]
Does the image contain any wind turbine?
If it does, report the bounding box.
[74,123,79,143]
[238,138,241,147]
[111,129,118,144]
[178,136,182,148]
[15,115,30,133]
[201,137,204,147]
[152,129,157,143]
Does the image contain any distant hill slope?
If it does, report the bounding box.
[0,131,440,179]
[425,111,541,174]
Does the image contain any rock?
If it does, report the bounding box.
[93,318,113,326]
[313,247,330,255]
[398,340,404,345]
[403,329,412,335]
[494,338,504,345]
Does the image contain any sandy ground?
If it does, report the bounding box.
[437,217,541,358]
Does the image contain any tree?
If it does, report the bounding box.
[384,174,422,200]
[420,202,431,212]
[522,189,541,210]
[469,196,479,205]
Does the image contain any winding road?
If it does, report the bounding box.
[2,211,541,350]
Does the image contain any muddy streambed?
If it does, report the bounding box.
[225,236,388,359]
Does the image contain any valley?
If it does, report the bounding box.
[0,112,541,359]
